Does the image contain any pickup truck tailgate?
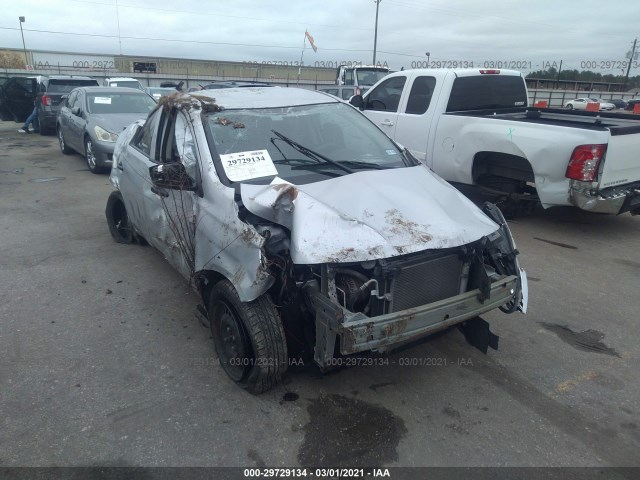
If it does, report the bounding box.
[599,132,640,189]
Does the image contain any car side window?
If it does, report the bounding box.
[66,91,78,108]
[6,77,36,96]
[132,108,162,159]
[156,110,198,181]
[341,88,355,100]
[344,70,354,86]
[364,76,407,112]
[175,113,198,181]
[405,76,436,115]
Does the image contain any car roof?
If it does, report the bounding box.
[194,86,339,109]
[44,75,96,80]
[202,81,272,89]
[72,86,149,94]
[106,77,140,81]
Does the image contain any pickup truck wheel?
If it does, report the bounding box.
[209,280,287,394]
[58,127,72,154]
[105,191,134,244]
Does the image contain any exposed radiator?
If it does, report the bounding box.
[388,253,463,312]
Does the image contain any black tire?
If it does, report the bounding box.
[105,191,133,244]
[134,233,149,246]
[208,280,287,394]
[58,127,72,154]
[85,136,106,174]
[39,122,54,136]
[565,104,573,110]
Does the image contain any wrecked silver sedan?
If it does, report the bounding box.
[106,87,527,393]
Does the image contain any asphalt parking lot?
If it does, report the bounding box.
[1,120,639,470]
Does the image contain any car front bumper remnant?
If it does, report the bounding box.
[307,273,522,369]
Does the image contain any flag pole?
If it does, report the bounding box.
[298,30,307,85]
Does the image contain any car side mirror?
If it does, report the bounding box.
[349,94,364,110]
[71,107,81,116]
[149,163,195,191]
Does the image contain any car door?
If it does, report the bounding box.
[144,108,199,279]
[3,77,37,121]
[392,75,437,163]
[67,90,87,151]
[360,75,407,139]
[117,107,163,243]
[59,90,79,150]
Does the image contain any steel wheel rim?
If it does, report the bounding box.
[213,301,251,382]
[86,140,96,169]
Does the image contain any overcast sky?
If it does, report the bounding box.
[1,0,639,75]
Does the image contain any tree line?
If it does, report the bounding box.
[526,67,640,89]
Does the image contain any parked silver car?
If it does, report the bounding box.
[106,87,527,393]
[57,87,157,173]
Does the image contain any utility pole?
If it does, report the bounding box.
[624,38,637,91]
[556,60,562,89]
[18,17,28,67]
[373,0,381,66]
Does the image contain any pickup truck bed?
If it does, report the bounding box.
[355,68,640,215]
[453,107,640,133]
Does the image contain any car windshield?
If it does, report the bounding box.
[355,68,389,86]
[204,102,408,185]
[86,92,157,114]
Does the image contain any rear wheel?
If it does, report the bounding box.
[105,191,133,244]
[209,280,287,394]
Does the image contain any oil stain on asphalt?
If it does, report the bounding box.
[298,394,406,468]
[540,322,620,357]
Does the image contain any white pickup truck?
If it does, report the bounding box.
[350,68,640,215]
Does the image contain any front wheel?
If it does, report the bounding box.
[209,280,287,394]
[58,127,72,154]
[105,191,133,244]
[565,104,573,110]
[85,136,105,174]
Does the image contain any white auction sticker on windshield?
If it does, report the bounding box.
[220,149,278,181]
[94,97,112,104]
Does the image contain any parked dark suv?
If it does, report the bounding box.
[37,75,99,135]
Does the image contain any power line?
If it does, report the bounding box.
[65,0,374,32]
[0,26,375,54]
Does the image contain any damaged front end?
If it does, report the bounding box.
[239,194,526,370]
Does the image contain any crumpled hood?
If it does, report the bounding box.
[240,166,498,264]
[91,113,148,134]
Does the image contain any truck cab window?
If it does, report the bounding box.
[405,76,436,115]
[365,76,407,112]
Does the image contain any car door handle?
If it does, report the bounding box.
[151,186,169,198]
[380,119,394,126]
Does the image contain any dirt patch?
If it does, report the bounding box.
[384,208,432,244]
